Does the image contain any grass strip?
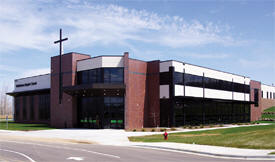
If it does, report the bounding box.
[0,121,54,131]
[129,124,275,149]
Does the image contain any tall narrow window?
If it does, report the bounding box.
[267,92,269,99]
[30,96,34,120]
[23,96,27,120]
[254,89,259,107]
[261,91,263,98]
[39,94,50,120]
[15,97,20,121]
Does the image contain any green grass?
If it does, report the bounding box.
[264,106,275,113]
[129,124,275,149]
[0,121,54,131]
[253,120,275,124]
[262,106,275,120]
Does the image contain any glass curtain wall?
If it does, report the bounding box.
[78,97,124,129]
[173,98,250,126]
[77,68,124,84]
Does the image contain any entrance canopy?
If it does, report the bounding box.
[63,83,125,97]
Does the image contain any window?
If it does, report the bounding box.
[267,92,269,99]
[30,96,34,120]
[77,68,123,84]
[262,91,263,98]
[244,85,250,94]
[15,97,20,121]
[108,68,124,83]
[82,71,89,84]
[270,92,272,99]
[174,72,183,85]
[184,73,203,87]
[233,83,244,93]
[273,92,275,99]
[23,96,27,120]
[39,94,50,120]
[254,89,259,107]
[160,72,170,85]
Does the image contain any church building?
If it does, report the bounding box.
[7,52,275,129]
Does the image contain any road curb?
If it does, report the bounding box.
[134,145,275,160]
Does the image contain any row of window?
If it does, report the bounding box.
[262,91,275,99]
[173,101,250,126]
[14,94,50,121]
[77,68,124,85]
[160,72,250,93]
[160,99,250,126]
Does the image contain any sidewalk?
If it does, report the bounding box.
[130,142,275,160]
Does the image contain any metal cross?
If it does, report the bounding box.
[54,29,68,104]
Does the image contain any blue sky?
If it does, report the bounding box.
[0,0,274,90]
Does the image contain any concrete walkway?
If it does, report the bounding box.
[0,124,274,160]
[131,142,275,160]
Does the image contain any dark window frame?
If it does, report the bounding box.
[254,89,259,107]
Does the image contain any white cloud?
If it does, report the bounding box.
[0,0,240,53]
[183,53,229,59]
[238,58,275,69]
[20,68,50,78]
[0,64,22,72]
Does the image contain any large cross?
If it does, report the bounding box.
[54,29,68,104]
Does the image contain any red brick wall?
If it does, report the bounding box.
[124,53,160,129]
[261,99,275,111]
[124,57,147,129]
[50,53,90,128]
[250,80,262,121]
[145,61,160,127]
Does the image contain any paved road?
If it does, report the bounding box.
[0,137,271,162]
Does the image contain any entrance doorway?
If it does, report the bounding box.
[78,96,124,129]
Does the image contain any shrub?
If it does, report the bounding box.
[200,125,204,128]
[219,124,224,127]
[171,127,177,131]
[151,128,155,132]
[209,124,214,128]
[188,126,192,129]
[160,128,166,132]
[133,129,136,132]
[141,128,145,132]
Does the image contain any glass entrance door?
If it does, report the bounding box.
[78,96,124,129]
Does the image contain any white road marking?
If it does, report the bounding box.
[0,148,36,162]
[0,140,120,159]
[67,157,84,161]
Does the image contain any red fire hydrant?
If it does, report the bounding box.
[163,130,168,140]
